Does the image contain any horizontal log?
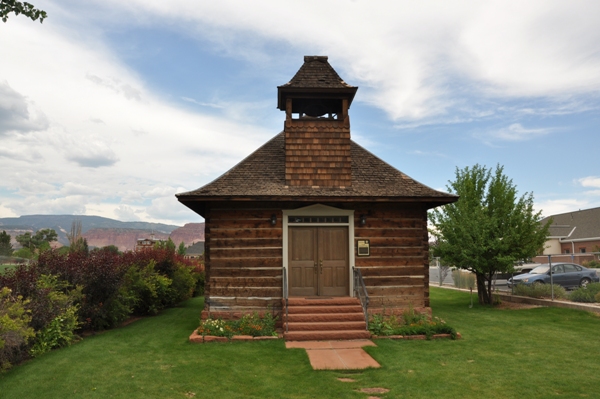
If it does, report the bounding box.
[206,296,282,308]
[209,228,282,239]
[210,277,281,288]
[367,286,424,297]
[363,276,425,286]
[209,287,282,297]
[209,210,279,220]
[211,237,282,248]
[367,296,426,308]
[209,258,283,268]
[211,219,283,229]
[364,247,424,257]
[354,219,423,229]
[210,248,282,259]
[210,268,283,278]
[354,229,423,239]
[361,237,424,247]
[355,257,425,267]
[351,208,423,218]
[358,266,426,277]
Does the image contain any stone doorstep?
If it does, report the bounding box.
[285,340,380,370]
[188,330,281,343]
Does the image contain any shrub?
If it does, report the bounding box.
[569,283,600,303]
[0,287,35,371]
[513,283,567,299]
[452,269,475,289]
[582,260,600,269]
[120,262,171,316]
[168,265,196,306]
[30,305,80,357]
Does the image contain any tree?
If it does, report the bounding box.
[1,0,47,23]
[429,164,550,305]
[0,231,12,256]
[67,220,88,255]
[177,242,186,256]
[15,229,58,252]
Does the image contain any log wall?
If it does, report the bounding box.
[202,201,430,320]
[353,203,430,312]
[203,204,283,320]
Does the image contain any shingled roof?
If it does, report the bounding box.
[280,56,355,89]
[277,56,358,110]
[177,132,457,208]
[541,207,600,240]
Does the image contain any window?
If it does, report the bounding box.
[564,249,570,254]
[580,248,586,253]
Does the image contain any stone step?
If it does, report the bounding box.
[286,321,366,331]
[284,330,372,341]
[286,313,366,323]
[287,297,362,307]
[287,305,364,314]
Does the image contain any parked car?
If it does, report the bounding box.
[507,263,600,289]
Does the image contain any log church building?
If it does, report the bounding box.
[177,56,457,340]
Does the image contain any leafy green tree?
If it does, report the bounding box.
[0,231,12,256]
[15,229,58,252]
[429,164,550,305]
[177,241,186,256]
[1,0,47,23]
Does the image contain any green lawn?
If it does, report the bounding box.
[1,288,599,399]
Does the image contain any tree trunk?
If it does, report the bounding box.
[476,272,491,305]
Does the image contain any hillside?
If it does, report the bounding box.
[0,215,204,251]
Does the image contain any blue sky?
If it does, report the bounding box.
[1,0,599,226]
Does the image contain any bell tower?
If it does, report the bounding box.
[278,56,358,188]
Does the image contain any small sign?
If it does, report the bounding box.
[357,240,370,257]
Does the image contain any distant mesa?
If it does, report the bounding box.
[0,215,204,252]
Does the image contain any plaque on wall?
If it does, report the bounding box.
[357,240,370,257]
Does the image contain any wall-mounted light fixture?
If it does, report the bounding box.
[270,214,277,226]
[360,215,366,225]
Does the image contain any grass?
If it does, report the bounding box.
[1,288,600,398]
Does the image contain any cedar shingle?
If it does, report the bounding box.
[177,132,457,201]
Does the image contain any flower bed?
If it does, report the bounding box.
[369,307,458,340]
[190,312,279,343]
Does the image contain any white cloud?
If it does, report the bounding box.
[478,123,553,142]
[0,81,49,135]
[578,176,600,188]
[535,199,590,218]
[97,0,600,121]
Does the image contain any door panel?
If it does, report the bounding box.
[319,227,349,296]
[289,227,317,296]
[288,226,349,297]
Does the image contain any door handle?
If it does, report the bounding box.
[319,260,323,274]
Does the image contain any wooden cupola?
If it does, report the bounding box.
[278,56,358,188]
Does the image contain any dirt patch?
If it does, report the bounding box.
[495,302,541,310]
[337,378,355,382]
[359,387,390,394]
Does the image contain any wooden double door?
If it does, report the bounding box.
[288,226,349,297]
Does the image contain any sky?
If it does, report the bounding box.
[1,0,599,226]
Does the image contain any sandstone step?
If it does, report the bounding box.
[286,321,366,331]
[286,313,366,323]
[287,305,364,314]
[287,297,362,307]
[284,330,372,341]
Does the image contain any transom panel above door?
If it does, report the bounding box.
[289,226,349,296]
